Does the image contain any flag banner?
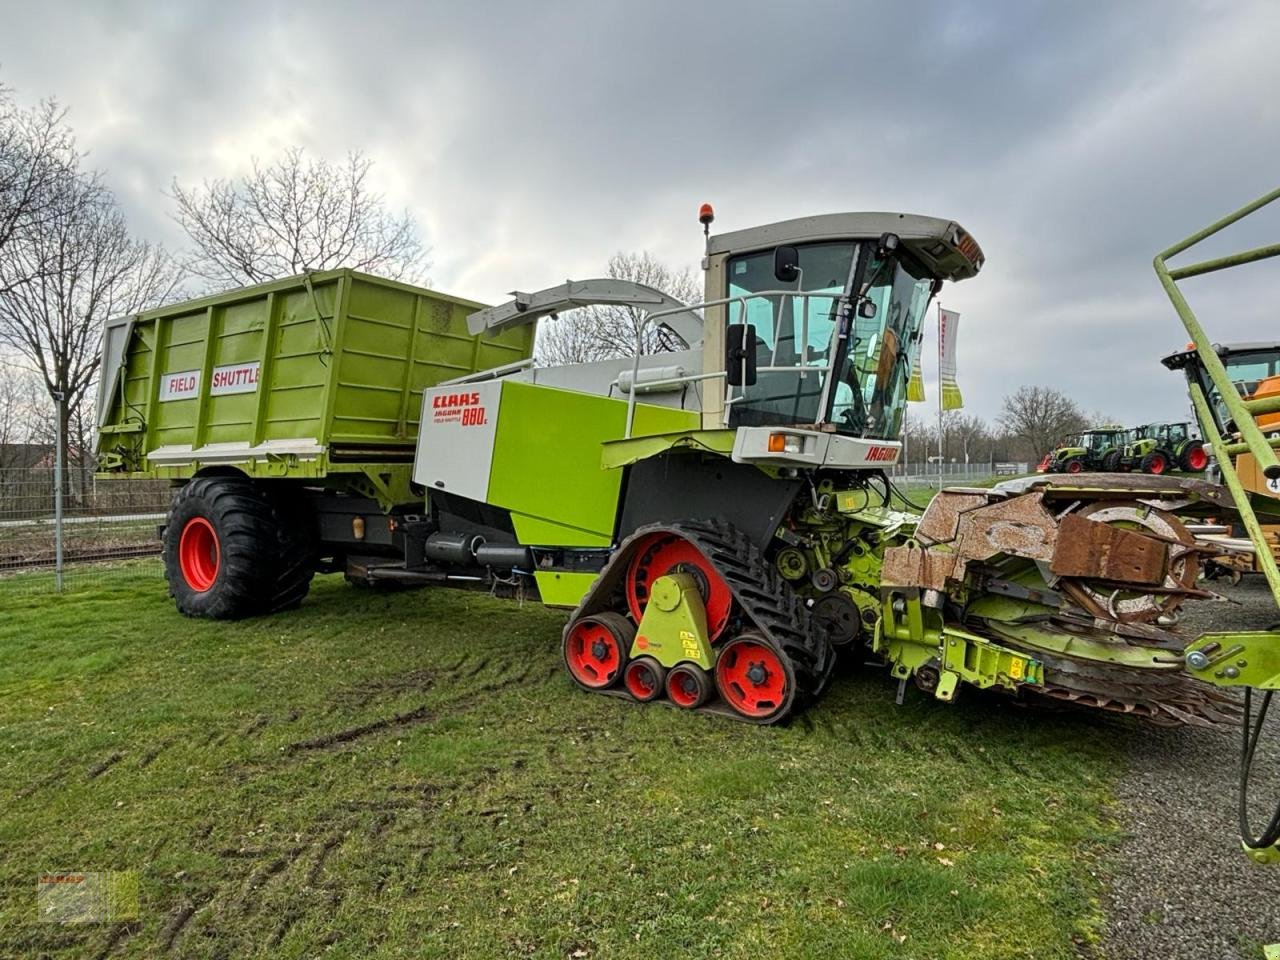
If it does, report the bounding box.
[938,307,963,410]
[907,356,926,402]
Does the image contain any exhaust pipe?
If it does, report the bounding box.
[422,532,531,570]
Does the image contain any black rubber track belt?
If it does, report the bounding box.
[566,518,836,725]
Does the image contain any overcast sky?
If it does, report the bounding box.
[3,0,1278,423]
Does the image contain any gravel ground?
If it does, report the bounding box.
[1100,577,1280,959]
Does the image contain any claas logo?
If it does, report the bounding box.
[432,391,482,408]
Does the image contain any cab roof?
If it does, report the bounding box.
[707,212,983,282]
[1162,341,1280,370]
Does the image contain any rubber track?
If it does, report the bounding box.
[567,519,836,724]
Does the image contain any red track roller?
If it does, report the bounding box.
[563,613,632,690]
[714,632,795,721]
[623,656,666,702]
[666,663,712,709]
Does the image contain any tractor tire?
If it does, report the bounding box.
[266,491,317,612]
[1140,452,1169,475]
[164,476,279,619]
[1180,441,1209,473]
[1063,457,1086,475]
[1101,451,1121,472]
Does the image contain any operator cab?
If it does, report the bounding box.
[703,212,983,445]
[1163,342,1280,436]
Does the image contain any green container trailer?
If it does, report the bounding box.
[95,268,533,505]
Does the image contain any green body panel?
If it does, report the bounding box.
[1184,632,1280,689]
[878,595,1043,700]
[631,573,714,669]
[486,381,698,547]
[533,571,599,609]
[600,429,736,469]
[95,269,534,484]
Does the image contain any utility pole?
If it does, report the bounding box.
[937,303,945,490]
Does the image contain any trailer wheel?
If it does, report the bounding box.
[267,493,317,612]
[164,477,278,619]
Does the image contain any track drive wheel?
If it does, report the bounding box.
[563,612,634,690]
[626,532,733,641]
[666,663,713,709]
[623,656,666,702]
[714,632,796,722]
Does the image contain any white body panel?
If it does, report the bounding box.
[413,381,503,500]
[731,427,901,469]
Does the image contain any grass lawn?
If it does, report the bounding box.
[0,565,1132,959]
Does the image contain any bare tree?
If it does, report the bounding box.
[536,251,701,366]
[0,85,81,296]
[997,385,1090,461]
[0,174,181,492]
[172,149,426,289]
[0,361,46,463]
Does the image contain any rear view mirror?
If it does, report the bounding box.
[725,323,758,387]
[773,246,800,284]
[858,299,877,319]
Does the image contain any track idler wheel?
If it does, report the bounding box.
[714,632,796,722]
[626,532,733,640]
[563,612,633,690]
[623,656,666,702]
[665,664,712,709]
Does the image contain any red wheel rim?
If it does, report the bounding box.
[1067,460,1083,474]
[626,533,732,640]
[1186,446,1208,471]
[1149,454,1166,475]
[178,517,220,592]
[715,637,789,719]
[666,666,704,708]
[564,619,625,689]
[623,659,662,700]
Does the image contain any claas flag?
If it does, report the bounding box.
[938,307,963,410]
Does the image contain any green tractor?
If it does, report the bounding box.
[1044,426,1126,473]
[97,205,1241,727]
[1119,421,1209,474]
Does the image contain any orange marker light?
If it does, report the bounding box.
[698,203,715,226]
[768,434,786,452]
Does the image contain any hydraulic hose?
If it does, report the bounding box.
[1240,687,1280,850]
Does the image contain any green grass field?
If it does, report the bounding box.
[0,566,1134,959]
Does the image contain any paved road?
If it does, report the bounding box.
[1100,578,1280,959]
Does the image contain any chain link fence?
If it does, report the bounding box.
[0,464,170,594]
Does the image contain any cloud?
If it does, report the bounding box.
[3,0,1277,423]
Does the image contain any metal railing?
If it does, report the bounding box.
[1153,187,1280,602]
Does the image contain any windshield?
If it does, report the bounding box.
[725,242,935,438]
[1194,347,1280,433]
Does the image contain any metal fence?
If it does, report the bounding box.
[0,466,170,594]
[891,461,1028,487]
